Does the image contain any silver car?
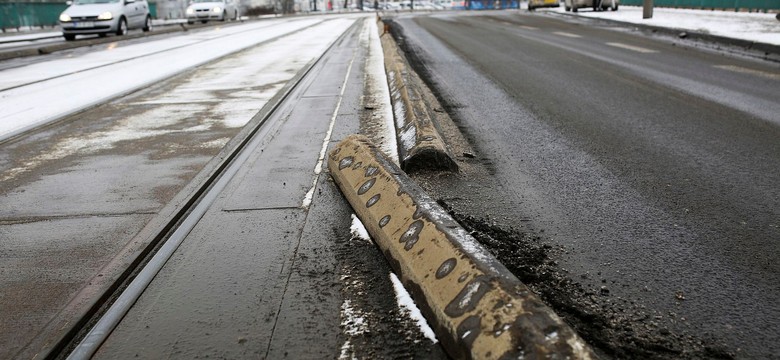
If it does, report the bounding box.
[564,0,618,12]
[59,0,152,41]
[186,0,240,24]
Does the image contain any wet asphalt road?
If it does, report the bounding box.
[3,8,779,359]
[390,11,780,359]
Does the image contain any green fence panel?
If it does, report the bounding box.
[712,0,733,8]
[1,2,68,29]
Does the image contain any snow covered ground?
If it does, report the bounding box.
[545,6,780,45]
[0,18,341,141]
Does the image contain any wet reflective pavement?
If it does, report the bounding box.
[390,12,780,359]
[91,19,446,359]
[0,17,407,358]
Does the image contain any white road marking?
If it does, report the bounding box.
[520,25,538,30]
[606,42,659,53]
[714,65,780,80]
[554,31,581,38]
[303,19,360,209]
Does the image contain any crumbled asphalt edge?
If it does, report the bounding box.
[438,201,733,360]
[385,17,735,360]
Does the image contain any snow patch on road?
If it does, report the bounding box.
[1,19,359,182]
[339,298,368,360]
[339,340,358,360]
[389,272,438,343]
[340,299,368,336]
[364,19,400,166]
[350,214,372,243]
[200,137,232,149]
[0,18,324,142]
[0,104,208,182]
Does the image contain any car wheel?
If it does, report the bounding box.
[565,5,571,10]
[221,11,227,21]
[143,15,152,32]
[234,10,239,20]
[201,20,208,24]
[63,34,76,41]
[187,20,194,24]
[611,3,618,10]
[116,17,127,36]
[572,5,577,11]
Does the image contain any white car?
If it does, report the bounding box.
[186,0,240,24]
[59,0,151,41]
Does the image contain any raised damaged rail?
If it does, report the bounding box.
[380,24,458,172]
[328,134,595,360]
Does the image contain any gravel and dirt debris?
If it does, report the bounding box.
[438,199,733,360]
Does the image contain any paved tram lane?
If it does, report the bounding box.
[390,11,780,359]
[90,19,447,359]
[0,17,359,358]
[88,24,362,357]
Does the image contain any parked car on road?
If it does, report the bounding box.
[59,0,151,41]
[185,0,239,24]
[564,0,618,11]
[528,0,560,10]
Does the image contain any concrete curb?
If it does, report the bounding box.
[379,22,458,172]
[328,134,595,360]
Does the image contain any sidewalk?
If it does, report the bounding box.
[545,5,780,45]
